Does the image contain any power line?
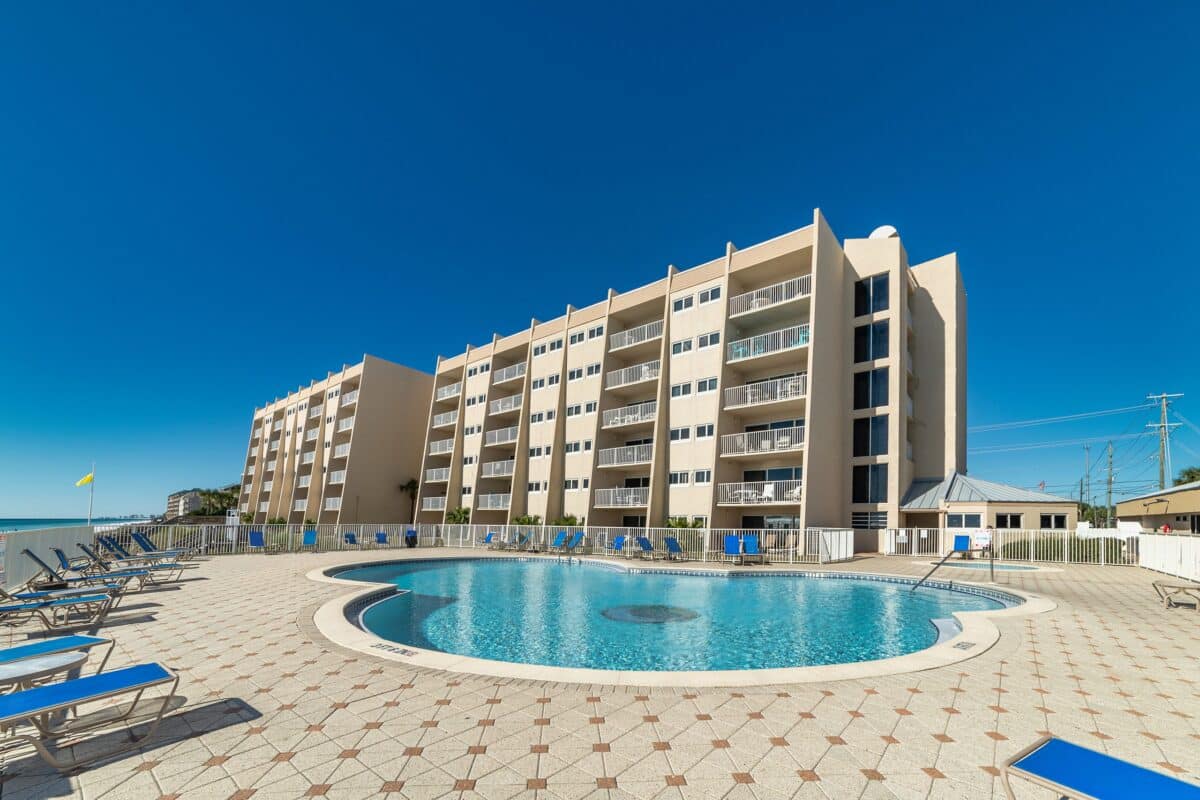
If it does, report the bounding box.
[968,431,1145,455]
[969,403,1156,433]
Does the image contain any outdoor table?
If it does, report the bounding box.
[0,651,89,692]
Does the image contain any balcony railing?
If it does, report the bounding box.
[272,421,283,431]
[724,374,808,409]
[489,393,523,415]
[305,429,319,442]
[297,476,311,488]
[485,426,519,446]
[324,497,341,510]
[597,443,653,468]
[594,487,649,507]
[425,467,450,482]
[341,390,359,406]
[422,496,447,511]
[717,479,803,505]
[605,360,660,390]
[435,382,462,402]
[309,407,322,419]
[268,441,279,451]
[301,453,315,465]
[336,417,354,432]
[292,500,306,512]
[432,410,458,428]
[493,363,526,385]
[328,470,346,484]
[609,319,664,351]
[333,443,350,458]
[727,325,810,363]
[720,425,806,457]
[477,492,511,510]
[246,467,255,476]
[728,275,812,317]
[481,459,516,478]
[429,438,454,455]
[601,400,657,429]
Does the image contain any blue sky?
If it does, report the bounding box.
[2,3,1198,517]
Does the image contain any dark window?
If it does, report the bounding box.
[853,320,889,363]
[854,274,889,316]
[853,415,888,457]
[851,464,888,503]
[854,368,889,409]
[996,513,1022,529]
[948,513,982,528]
[1040,513,1067,529]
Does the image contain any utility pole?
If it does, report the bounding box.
[1105,441,1114,528]
[1084,443,1091,508]
[1146,393,1183,490]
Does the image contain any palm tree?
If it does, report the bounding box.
[446,506,470,524]
[398,478,420,522]
[1177,466,1200,486]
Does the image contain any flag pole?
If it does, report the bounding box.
[87,461,95,526]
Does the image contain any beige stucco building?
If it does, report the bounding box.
[1116,481,1200,532]
[239,355,433,525]
[414,210,971,531]
[900,472,1078,532]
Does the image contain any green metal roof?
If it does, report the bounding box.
[902,472,1075,510]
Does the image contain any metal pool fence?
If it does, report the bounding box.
[882,528,1142,566]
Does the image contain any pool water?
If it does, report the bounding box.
[338,559,1007,671]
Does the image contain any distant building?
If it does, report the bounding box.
[900,472,1078,531]
[1115,481,1200,532]
[166,489,203,518]
[239,355,433,525]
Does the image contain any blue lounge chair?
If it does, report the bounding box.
[515,532,532,551]
[74,544,185,584]
[563,532,585,553]
[23,549,146,592]
[0,583,124,606]
[1002,736,1200,799]
[547,531,568,552]
[636,536,659,560]
[0,635,114,673]
[665,537,685,561]
[375,531,389,547]
[0,662,178,770]
[0,593,115,631]
[723,534,742,563]
[50,547,92,574]
[608,535,626,557]
[480,531,497,548]
[301,529,318,551]
[343,532,360,548]
[130,531,195,560]
[84,540,173,570]
[247,530,279,554]
[404,529,419,548]
[742,534,765,565]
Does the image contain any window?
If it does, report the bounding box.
[851,463,888,503]
[586,363,601,377]
[461,486,472,495]
[476,394,486,404]
[583,439,592,451]
[569,331,585,345]
[530,412,544,424]
[699,286,721,304]
[464,425,481,435]
[463,456,476,465]
[547,374,560,386]
[670,427,691,442]
[588,325,604,339]
[1040,513,1067,529]
[528,446,543,458]
[467,366,477,377]
[549,338,563,351]
[564,479,580,490]
[854,273,890,316]
[853,368,889,409]
[851,511,888,529]
[546,409,556,420]
[694,469,712,485]
[672,295,694,313]
[568,367,583,381]
[695,423,714,439]
[531,377,545,390]
[852,415,889,457]
[532,343,547,357]
[582,478,589,488]
[566,404,582,417]
[853,320,889,363]
[479,363,490,373]
[670,382,692,398]
[585,401,598,414]
[565,441,581,453]
[671,339,693,356]
[669,471,689,486]
[697,331,720,349]
[528,482,545,493]
[947,513,983,529]
[995,513,1022,529]
[696,377,718,393]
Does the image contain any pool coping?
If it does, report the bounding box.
[910,559,1064,574]
[307,551,1056,687]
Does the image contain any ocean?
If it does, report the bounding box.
[0,518,154,533]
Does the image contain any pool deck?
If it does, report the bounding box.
[2,550,1197,799]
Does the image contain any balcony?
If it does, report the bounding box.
[594,487,649,507]
[268,441,279,452]
[435,382,462,402]
[425,467,450,483]
[341,389,359,407]
[305,429,319,442]
[481,459,516,478]
[432,410,458,429]
[597,443,653,468]
[477,492,511,511]
[324,497,341,511]
[489,393,523,416]
[493,363,526,386]
[297,476,311,488]
[605,360,660,392]
[422,496,447,511]
[246,466,255,476]
[717,480,803,506]
[724,374,808,411]
[309,407,322,419]
[429,438,454,456]
[292,500,306,512]
[727,324,810,364]
[484,425,519,447]
[601,400,657,429]
[272,421,283,432]
[328,470,346,484]
[332,443,351,458]
[336,417,354,432]
[720,425,806,458]
[301,453,315,465]
[609,319,664,353]
[728,275,812,319]
[257,502,269,513]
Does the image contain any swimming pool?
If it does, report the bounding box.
[335,558,1012,672]
[929,560,1038,571]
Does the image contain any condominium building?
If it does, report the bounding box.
[414,209,967,532]
[165,489,203,518]
[239,355,433,525]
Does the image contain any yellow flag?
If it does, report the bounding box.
[76,472,94,487]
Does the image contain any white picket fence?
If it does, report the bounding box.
[882,528,1141,566]
[1139,533,1200,581]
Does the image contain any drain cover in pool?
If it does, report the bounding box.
[601,605,699,624]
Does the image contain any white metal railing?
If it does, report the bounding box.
[728,275,812,317]
[602,400,656,429]
[609,319,664,351]
[305,429,319,441]
[265,460,277,471]
[261,481,273,491]
[436,382,462,401]
[493,363,526,385]
[1140,533,1200,581]
[477,492,511,510]
[593,487,649,507]
[297,476,311,488]
[596,443,654,467]
[727,324,810,362]
[724,374,808,409]
[333,443,350,458]
[606,360,660,389]
[485,425,519,446]
[425,467,450,482]
[489,393,523,415]
[272,421,283,431]
[309,407,321,419]
[246,466,255,476]
[717,479,803,505]
[292,500,305,512]
[481,459,516,478]
[301,453,315,465]
[269,441,279,451]
[720,425,806,457]
[341,390,358,406]
[257,502,268,512]
[432,410,458,428]
[337,417,354,432]
[328,470,346,484]
[422,496,447,511]
[882,528,1143,566]
[324,497,341,510]
[429,438,454,455]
